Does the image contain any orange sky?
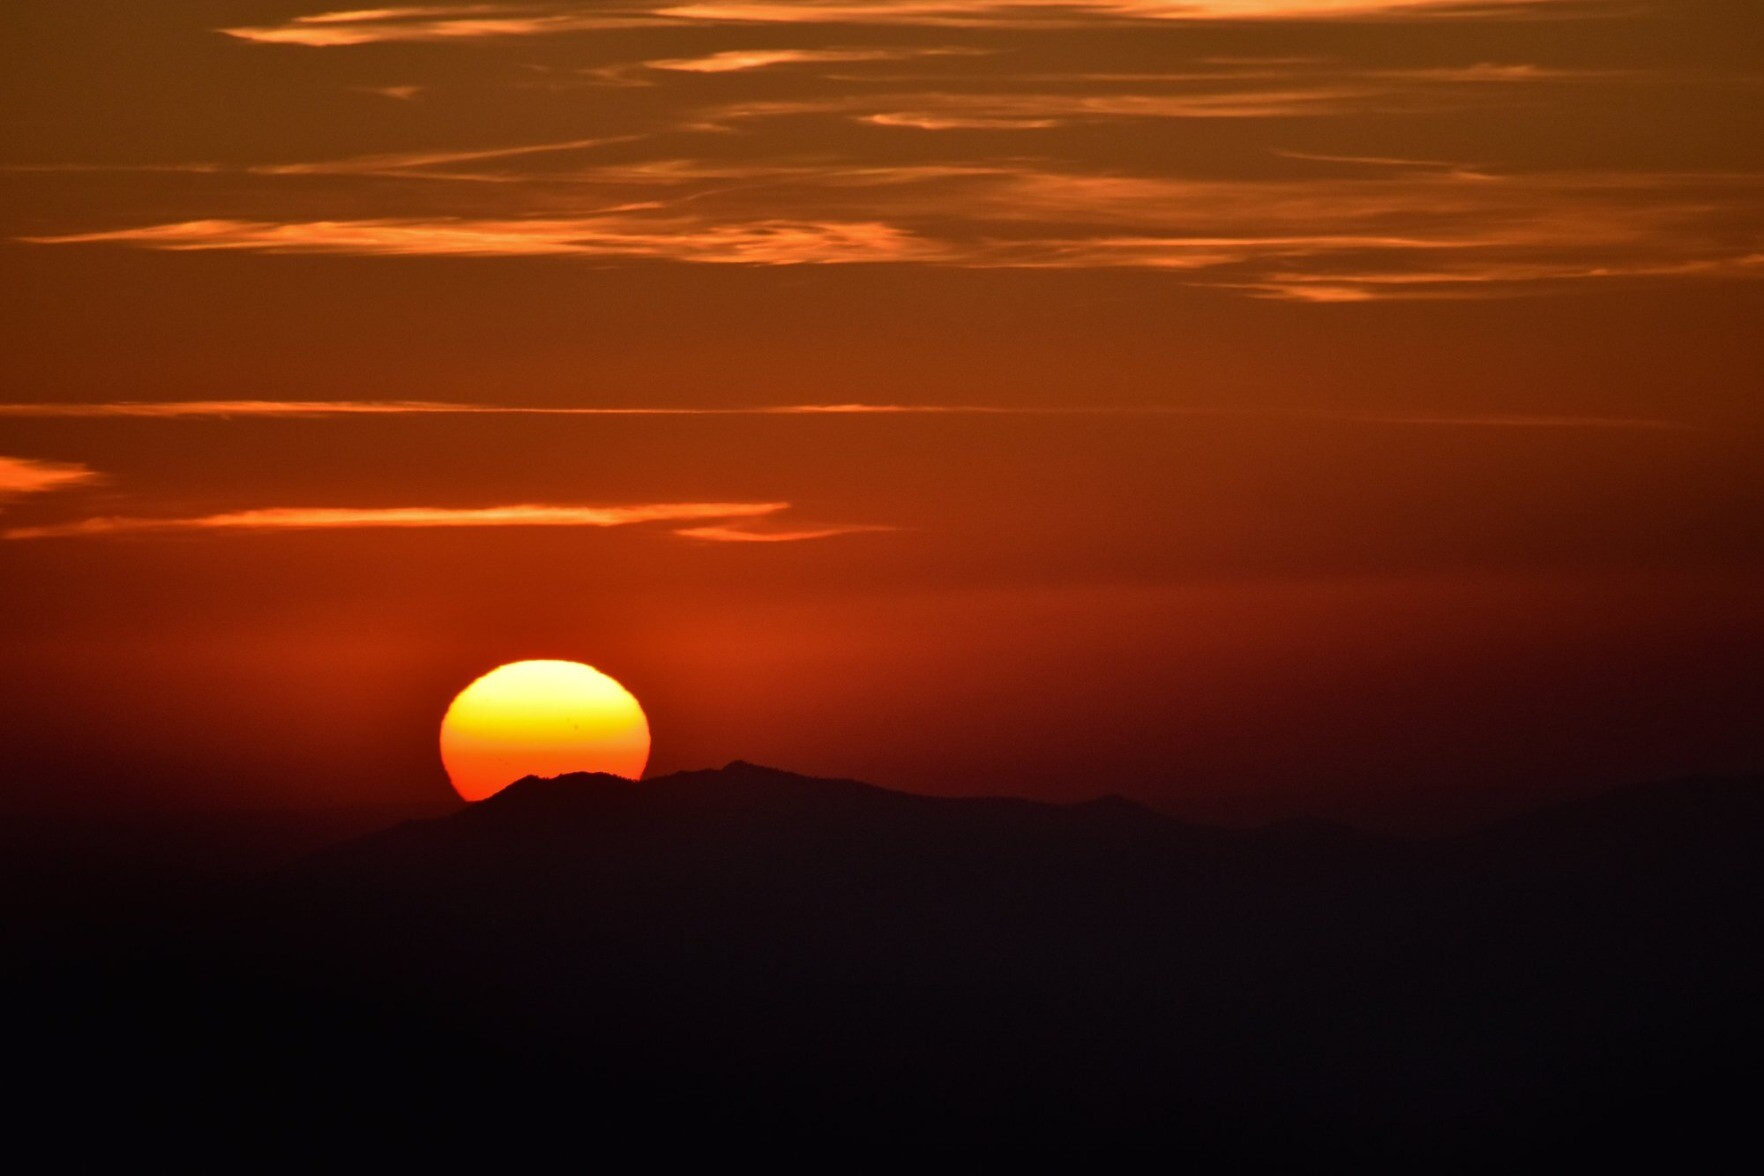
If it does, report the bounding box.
[2,1,1760,826]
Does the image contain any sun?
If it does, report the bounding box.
[440,660,651,802]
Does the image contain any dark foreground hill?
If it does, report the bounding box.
[10,763,1763,1162]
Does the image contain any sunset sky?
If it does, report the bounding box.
[3,1,1759,826]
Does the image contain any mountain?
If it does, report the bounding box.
[10,764,1762,1162]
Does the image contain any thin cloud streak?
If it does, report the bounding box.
[221,7,647,46]
[220,2,1597,46]
[0,400,998,418]
[26,158,1763,300]
[653,0,1583,23]
[1238,252,1764,301]
[847,88,1392,125]
[1346,413,1701,429]
[711,60,1629,129]
[1273,148,1482,170]
[674,522,898,541]
[256,137,632,179]
[357,85,426,100]
[645,47,984,72]
[3,501,792,541]
[4,137,638,184]
[0,401,1695,430]
[0,456,102,498]
[22,218,937,263]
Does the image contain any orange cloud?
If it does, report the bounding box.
[0,401,1006,418]
[740,87,1396,127]
[5,138,641,184]
[221,2,1592,46]
[3,502,793,541]
[357,85,426,100]
[704,57,1622,129]
[1237,253,1764,301]
[221,7,639,46]
[1342,413,1699,430]
[255,137,630,180]
[23,217,940,263]
[654,0,1573,23]
[645,47,982,72]
[674,522,898,541]
[0,456,102,499]
[0,401,1693,430]
[1272,149,1481,170]
[23,157,1762,300]
[0,400,508,418]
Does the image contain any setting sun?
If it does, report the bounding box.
[439,660,650,801]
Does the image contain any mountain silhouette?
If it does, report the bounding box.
[10,763,1761,1162]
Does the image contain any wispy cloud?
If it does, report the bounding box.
[0,456,102,499]
[1234,253,1764,301]
[2,501,798,540]
[645,47,985,73]
[255,136,629,179]
[653,0,1585,24]
[1343,413,1700,429]
[26,163,1764,299]
[5,60,1638,187]
[4,136,635,184]
[746,87,1394,127]
[220,2,1598,46]
[355,84,426,100]
[711,60,1627,130]
[0,400,999,418]
[0,400,1694,430]
[21,217,943,263]
[221,6,640,46]
[1272,148,1484,171]
[674,521,898,541]
[0,400,567,418]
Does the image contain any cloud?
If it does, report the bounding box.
[3,501,796,540]
[0,400,1693,430]
[220,7,641,46]
[0,400,1001,418]
[0,456,102,499]
[1234,252,1764,301]
[908,87,1392,123]
[652,0,1583,24]
[0,400,556,418]
[710,61,1631,130]
[220,2,1597,46]
[0,400,498,418]
[27,163,1763,300]
[645,47,985,73]
[356,84,426,100]
[21,217,944,263]
[782,87,1393,127]
[255,136,628,179]
[4,136,637,184]
[1340,413,1700,429]
[1272,149,1483,171]
[674,521,897,541]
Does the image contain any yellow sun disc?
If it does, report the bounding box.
[440,660,651,802]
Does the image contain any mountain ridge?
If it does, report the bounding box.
[14,764,1757,1162]
[310,760,1762,874]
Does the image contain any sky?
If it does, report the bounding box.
[2,0,1760,827]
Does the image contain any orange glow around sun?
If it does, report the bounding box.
[440,660,651,801]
